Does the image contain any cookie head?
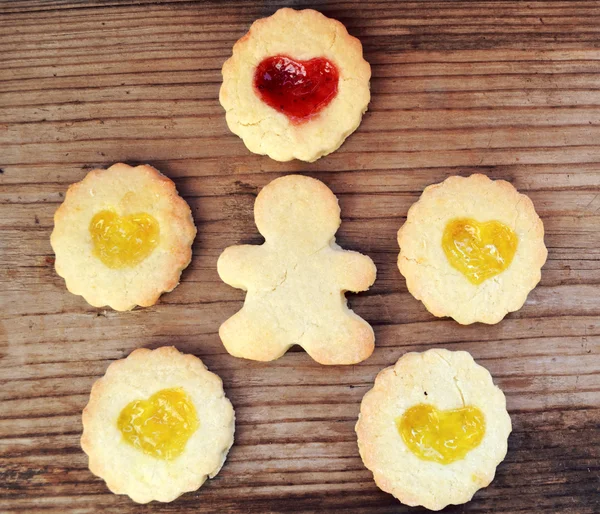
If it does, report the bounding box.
[255,175,341,249]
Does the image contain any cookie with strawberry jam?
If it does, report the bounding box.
[220,8,371,162]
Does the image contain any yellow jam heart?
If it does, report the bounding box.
[90,210,159,269]
[397,404,485,464]
[117,388,199,460]
[442,218,518,285]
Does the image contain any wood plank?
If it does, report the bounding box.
[1,1,599,513]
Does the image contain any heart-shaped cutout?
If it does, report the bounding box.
[398,404,485,464]
[254,55,339,123]
[117,388,199,460]
[90,209,160,269]
[442,218,518,285]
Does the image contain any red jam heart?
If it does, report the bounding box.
[254,55,339,124]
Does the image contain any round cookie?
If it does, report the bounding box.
[220,8,371,162]
[398,174,547,324]
[356,349,511,511]
[81,346,235,504]
[51,163,196,311]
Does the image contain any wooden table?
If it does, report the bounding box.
[1,1,599,512]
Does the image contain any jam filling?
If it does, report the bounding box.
[117,388,199,460]
[398,404,486,464]
[254,55,339,123]
[442,218,518,285]
[90,210,159,269]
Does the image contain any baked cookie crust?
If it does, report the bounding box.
[81,346,235,504]
[218,174,377,364]
[51,163,196,311]
[398,174,547,324]
[220,8,371,162]
[356,349,512,511]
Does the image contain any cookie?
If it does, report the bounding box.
[218,174,377,364]
[356,349,511,511]
[398,174,547,324]
[220,8,371,162]
[81,346,235,503]
[51,163,196,311]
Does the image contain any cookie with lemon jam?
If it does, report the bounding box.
[356,349,511,511]
[81,347,235,503]
[51,163,196,311]
[397,174,547,324]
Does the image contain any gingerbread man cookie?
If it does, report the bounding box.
[217,175,377,365]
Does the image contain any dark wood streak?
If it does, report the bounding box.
[1,0,600,513]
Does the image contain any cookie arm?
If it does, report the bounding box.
[217,245,265,291]
[332,250,377,292]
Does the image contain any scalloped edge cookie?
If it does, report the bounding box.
[51,163,196,311]
[81,346,235,503]
[220,8,371,162]
[356,348,512,511]
[398,174,547,324]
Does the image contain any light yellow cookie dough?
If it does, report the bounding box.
[51,163,196,311]
[220,8,371,162]
[81,347,235,504]
[398,174,547,324]
[356,349,511,511]
[218,174,377,364]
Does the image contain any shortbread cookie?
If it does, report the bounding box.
[398,174,547,324]
[81,346,235,503]
[356,349,511,511]
[51,163,196,311]
[220,8,371,162]
[218,174,376,364]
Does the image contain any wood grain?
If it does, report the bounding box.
[1,1,599,512]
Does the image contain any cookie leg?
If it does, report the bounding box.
[302,314,375,365]
[219,309,291,362]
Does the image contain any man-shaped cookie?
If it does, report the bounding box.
[218,175,377,365]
